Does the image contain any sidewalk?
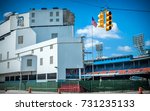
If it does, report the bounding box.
[1,90,150,94]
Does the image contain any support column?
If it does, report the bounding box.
[79,68,81,80]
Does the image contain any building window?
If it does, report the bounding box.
[50,56,53,64]
[56,12,59,16]
[50,45,53,49]
[27,59,32,67]
[40,58,43,66]
[22,75,28,80]
[50,12,53,16]
[7,51,9,59]
[7,62,10,69]
[29,75,36,80]
[15,76,20,81]
[51,33,58,39]
[40,47,43,52]
[0,53,2,61]
[31,13,35,18]
[47,73,56,79]
[56,18,59,22]
[18,36,23,44]
[31,19,35,23]
[10,76,15,81]
[17,16,24,26]
[31,50,34,54]
[5,77,9,81]
[38,74,46,80]
[50,19,53,22]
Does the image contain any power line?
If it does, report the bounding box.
[67,0,150,12]
[108,7,150,12]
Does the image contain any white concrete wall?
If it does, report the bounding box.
[16,28,36,49]
[32,26,74,43]
[0,30,21,74]
[16,38,58,75]
[30,9,63,26]
[10,13,30,31]
[57,38,83,80]
[21,55,37,72]
[0,20,10,36]
[34,44,58,74]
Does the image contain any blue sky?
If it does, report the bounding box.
[0,0,150,59]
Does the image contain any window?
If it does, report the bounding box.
[29,75,36,80]
[10,76,14,81]
[38,74,46,80]
[50,12,53,16]
[7,62,10,69]
[17,16,24,26]
[27,59,32,67]
[18,36,23,44]
[40,47,43,52]
[50,19,53,22]
[31,13,35,18]
[51,33,58,39]
[31,50,34,54]
[0,53,2,61]
[5,77,9,81]
[40,58,43,65]
[56,18,59,22]
[50,56,53,64]
[15,76,20,81]
[22,75,28,80]
[50,45,53,49]
[31,19,35,23]
[47,73,56,79]
[7,52,9,59]
[56,11,59,16]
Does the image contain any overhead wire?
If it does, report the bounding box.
[66,0,150,13]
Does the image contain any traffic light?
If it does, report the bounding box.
[98,12,104,28]
[106,11,112,31]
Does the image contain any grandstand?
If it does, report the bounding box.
[83,55,150,79]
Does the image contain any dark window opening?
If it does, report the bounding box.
[47,73,56,79]
[38,74,46,80]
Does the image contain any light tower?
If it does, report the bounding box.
[95,43,103,59]
[133,33,145,55]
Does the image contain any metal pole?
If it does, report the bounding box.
[19,57,22,90]
[92,26,94,80]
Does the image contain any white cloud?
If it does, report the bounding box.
[117,46,132,52]
[84,38,103,49]
[76,22,120,39]
[145,40,150,46]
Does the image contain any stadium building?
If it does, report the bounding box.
[0,8,83,91]
[0,8,150,92]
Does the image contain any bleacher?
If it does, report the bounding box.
[86,67,150,76]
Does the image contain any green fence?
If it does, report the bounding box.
[0,79,150,92]
[79,79,150,92]
[0,80,58,92]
